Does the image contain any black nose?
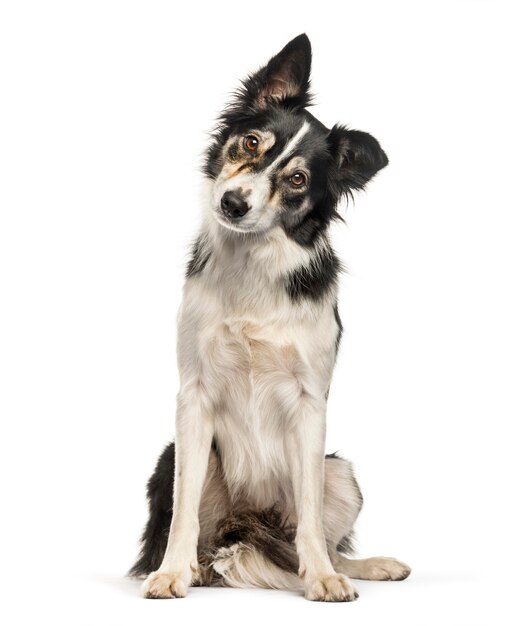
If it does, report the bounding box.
[221,190,250,219]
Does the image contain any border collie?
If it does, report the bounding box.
[130,33,410,602]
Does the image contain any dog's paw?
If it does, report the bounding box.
[142,570,189,599]
[362,557,412,581]
[304,573,359,602]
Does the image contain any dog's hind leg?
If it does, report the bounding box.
[205,455,410,591]
[332,554,411,581]
[323,454,411,581]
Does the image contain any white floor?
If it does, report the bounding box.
[11,566,525,626]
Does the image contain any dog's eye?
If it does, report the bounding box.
[290,172,306,187]
[244,135,259,153]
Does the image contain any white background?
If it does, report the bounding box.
[1,1,528,624]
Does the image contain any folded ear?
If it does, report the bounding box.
[241,34,312,110]
[328,125,389,194]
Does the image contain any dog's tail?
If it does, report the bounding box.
[200,508,302,590]
[129,443,301,590]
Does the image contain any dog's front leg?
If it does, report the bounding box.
[143,387,213,598]
[287,395,359,602]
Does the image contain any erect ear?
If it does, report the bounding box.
[328,125,389,193]
[242,34,312,109]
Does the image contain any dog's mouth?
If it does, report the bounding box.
[213,208,263,234]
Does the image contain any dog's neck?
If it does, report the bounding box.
[188,214,336,321]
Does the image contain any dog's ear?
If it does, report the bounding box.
[328,125,389,194]
[242,34,312,109]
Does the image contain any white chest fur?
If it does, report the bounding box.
[175,224,340,508]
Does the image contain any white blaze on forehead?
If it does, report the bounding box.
[234,120,311,197]
[264,120,311,174]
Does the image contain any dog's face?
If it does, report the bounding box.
[210,110,330,238]
[205,34,388,246]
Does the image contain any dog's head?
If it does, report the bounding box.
[204,34,388,245]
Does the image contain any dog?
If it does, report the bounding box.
[130,33,411,602]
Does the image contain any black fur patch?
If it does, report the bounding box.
[185,235,211,278]
[334,303,343,354]
[285,246,342,302]
[328,125,389,197]
[336,530,356,555]
[128,442,175,577]
[282,212,332,248]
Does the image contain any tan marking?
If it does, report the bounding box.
[225,163,254,179]
[219,131,277,181]
[281,155,309,180]
[267,189,283,209]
